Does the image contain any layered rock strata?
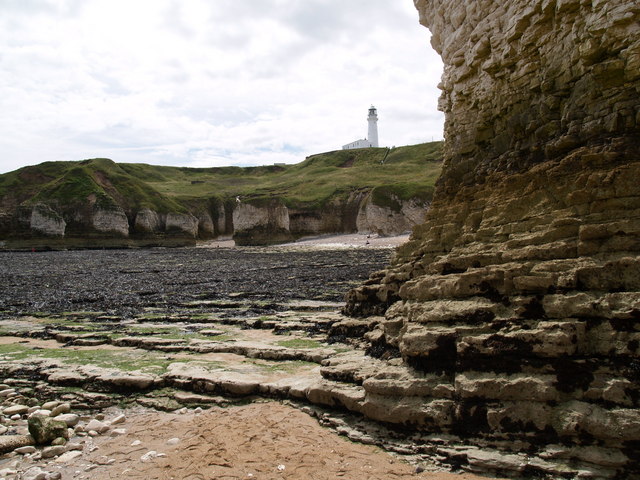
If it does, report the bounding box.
[343,0,640,477]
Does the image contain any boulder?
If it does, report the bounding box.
[85,419,110,434]
[28,414,69,444]
[50,402,71,417]
[3,404,29,416]
[55,413,80,427]
[0,435,35,455]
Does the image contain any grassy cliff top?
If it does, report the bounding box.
[0,142,443,212]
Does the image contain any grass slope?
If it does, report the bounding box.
[0,142,443,214]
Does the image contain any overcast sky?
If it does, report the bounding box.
[0,0,443,174]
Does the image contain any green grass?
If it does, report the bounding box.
[0,142,443,220]
[52,386,85,394]
[0,344,32,358]
[32,166,114,208]
[187,313,218,321]
[60,311,106,317]
[136,313,173,321]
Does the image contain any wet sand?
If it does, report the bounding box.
[53,403,503,480]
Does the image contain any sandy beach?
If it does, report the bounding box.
[43,403,502,480]
[199,233,411,250]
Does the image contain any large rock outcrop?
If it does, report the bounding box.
[30,204,66,237]
[232,200,294,246]
[91,207,129,237]
[342,0,640,478]
[133,208,162,234]
[165,212,199,238]
[356,193,429,237]
[288,191,368,237]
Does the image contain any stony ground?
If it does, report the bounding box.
[0,239,500,480]
[0,244,389,317]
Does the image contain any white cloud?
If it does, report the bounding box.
[0,0,444,174]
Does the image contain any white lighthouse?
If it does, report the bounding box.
[367,105,379,148]
[342,105,380,150]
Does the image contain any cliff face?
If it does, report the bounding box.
[232,200,293,246]
[342,0,640,477]
[232,192,430,245]
[356,193,429,237]
[421,0,639,190]
[0,204,200,250]
[29,204,65,237]
[0,191,427,249]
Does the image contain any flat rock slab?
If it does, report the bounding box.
[3,405,29,415]
[0,435,34,454]
[287,300,344,311]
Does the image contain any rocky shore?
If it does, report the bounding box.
[0,242,499,479]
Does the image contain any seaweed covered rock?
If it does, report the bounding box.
[27,415,69,445]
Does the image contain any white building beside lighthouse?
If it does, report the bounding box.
[342,106,379,150]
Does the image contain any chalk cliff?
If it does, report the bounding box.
[356,193,428,237]
[91,207,129,237]
[232,200,294,246]
[233,192,429,245]
[341,0,640,477]
[0,145,440,249]
[29,204,66,237]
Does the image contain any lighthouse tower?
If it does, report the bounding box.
[367,105,379,148]
[342,105,380,150]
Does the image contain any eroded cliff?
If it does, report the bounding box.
[0,144,441,249]
[341,0,640,477]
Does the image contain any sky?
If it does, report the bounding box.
[0,0,444,174]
